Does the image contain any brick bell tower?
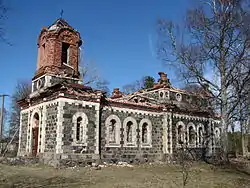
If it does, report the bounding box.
[31,18,83,93]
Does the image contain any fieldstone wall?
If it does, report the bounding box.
[100,108,163,163]
[60,102,98,157]
[44,103,58,152]
[171,116,211,160]
[18,112,29,156]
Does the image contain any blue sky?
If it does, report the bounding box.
[0,0,190,109]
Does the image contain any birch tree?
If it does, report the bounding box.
[157,0,250,159]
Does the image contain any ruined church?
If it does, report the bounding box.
[17,19,221,165]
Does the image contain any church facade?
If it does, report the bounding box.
[17,19,221,166]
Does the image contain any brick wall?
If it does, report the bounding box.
[35,29,81,78]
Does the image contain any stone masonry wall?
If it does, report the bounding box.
[100,108,163,163]
[44,103,58,152]
[61,102,98,157]
[18,112,29,156]
[171,116,210,160]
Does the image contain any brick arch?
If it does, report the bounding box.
[123,117,137,146]
[105,115,121,146]
[139,119,152,147]
[72,112,88,144]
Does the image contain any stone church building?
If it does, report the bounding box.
[17,19,221,165]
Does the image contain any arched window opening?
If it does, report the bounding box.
[109,119,116,143]
[76,117,82,141]
[178,125,184,144]
[188,126,195,145]
[126,121,133,143]
[215,128,220,145]
[142,123,148,143]
[32,112,40,156]
[198,127,203,145]
[33,113,39,127]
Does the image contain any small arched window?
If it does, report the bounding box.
[139,119,152,147]
[105,115,121,146]
[214,128,220,146]
[109,119,116,143]
[76,117,82,141]
[142,123,148,143]
[188,126,195,145]
[126,121,133,143]
[198,127,203,145]
[178,125,184,144]
[123,117,137,146]
[72,112,88,145]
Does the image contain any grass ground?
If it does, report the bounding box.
[0,162,249,188]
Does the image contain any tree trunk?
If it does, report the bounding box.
[241,120,246,157]
[220,51,228,161]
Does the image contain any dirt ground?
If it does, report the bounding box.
[0,162,250,188]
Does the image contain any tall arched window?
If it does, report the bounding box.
[214,127,220,146]
[72,112,88,145]
[76,117,82,141]
[142,123,148,143]
[139,119,152,147]
[109,119,116,143]
[198,127,203,145]
[197,124,204,146]
[126,121,133,143]
[123,117,137,147]
[188,126,195,145]
[105,115,121,146]
[178,125,184,144]
[176,121,185,146]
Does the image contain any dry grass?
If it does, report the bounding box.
[0,162,249,188]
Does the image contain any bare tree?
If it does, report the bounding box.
[157,0,250,159]
[122,76,155,94]
[78,51,110,94]
[8,81,31,138]
[122,80,143,94]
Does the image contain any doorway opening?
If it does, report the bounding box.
[32,113,39,156]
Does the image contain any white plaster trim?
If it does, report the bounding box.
[105,114,121,147]
[123,117,137,147]
[173,113,209,122]
[162,116,168,154]
[95,104,100,154]
[41,103,46,153]
[103,106,161,117]
[56,101,63,154]
[169,114,173,154]
[17,112,23,156]
[26,110,30,153]
[21,97,99,114]
[139,119,152,148]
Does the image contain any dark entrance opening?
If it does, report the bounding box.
[32,113,39,156]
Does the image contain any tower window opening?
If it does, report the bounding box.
[62,42,70,64]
